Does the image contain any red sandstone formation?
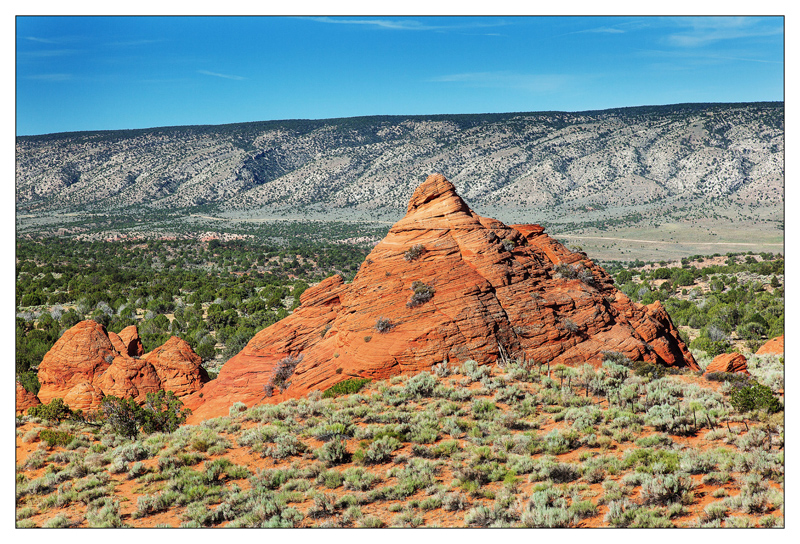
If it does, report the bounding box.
[94,356,163,402]
[16,383,40,414]
[756,335,784,356]
[184,174,697,421]
[108,331,128,356]
[119,325,145,357]
[704,352,750,376]
[62,382,105,412]
[143,336,210,398]
[37,320,116,406]
[27,322,205,413]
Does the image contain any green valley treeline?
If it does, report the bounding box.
[15,238,783,398]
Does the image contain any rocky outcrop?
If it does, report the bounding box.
[184,174,697,421]
[94,356,163,402]
[16,383,40,414]
[756,335,784,356]
[62,382,105,412]
[143,336,210,398]
[37,320,116,406]
[34,322,205,411]
[705,353,750,376]
[119,325,144,357]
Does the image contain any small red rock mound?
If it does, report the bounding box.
[16,383,40,414]
[37,320,116,406]
[62,382,105,412]
[32,322,205,412]
[184,174,697,421]
[143,336,210,398]
[95,356,163,402]
[756,335,784,356]
[705,353,750,376]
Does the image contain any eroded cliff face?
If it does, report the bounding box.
[184,174,696,421]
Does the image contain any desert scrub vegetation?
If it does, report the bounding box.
[407,280,435,308]
[16,359,783,527]
[321,377,371,398]
[403,244,425,262]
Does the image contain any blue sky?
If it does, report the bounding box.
[15,16,784,136]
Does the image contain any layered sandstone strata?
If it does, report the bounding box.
[184,174,696,421]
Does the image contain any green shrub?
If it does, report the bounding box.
[27,398,76,422]
[464,504,496,527]
[359,515,385,528]
[404,244,425,262]
[730,382,782,414]
[690,337,731,357]
[43,513,71,528]
[265,433,304,459]
[101,396,143,439]
[569,500,598,520]
[404,372,437,397]
[471,399,497,418]
[17,371,41,395]
[342,467,378,491]
[85,497,126,527]
[705,371,750,384]
[632,360,665,379]
[322,378,371,398]
[141,390,192,434]
[703,501,729,521]
[407,281,435,308]
[317,470,343,489]
[640,473,694,505]
[39,429,74,448]
[267,354,304,394]
[622,448,680,474]
[359,435,402,464]
[315,438,350,466]
[102,391,191,439]
[545,462,581,483]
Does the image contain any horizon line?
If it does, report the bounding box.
[16,99,785,138]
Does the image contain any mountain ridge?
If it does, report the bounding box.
[16,102,784,224]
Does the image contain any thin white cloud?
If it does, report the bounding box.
[431,71,574,92]
[666,17,783,48]
[581,26,625,34]
[108,39,163,47]
[18,49,79,58]
[577,27,625,34]
[198,70,246,81]
[635,47,782,66]
[25,73,73,81]
[309,17,433,30]
[307,17,507,32]
[703,54,783,65]
[24,36,59,44]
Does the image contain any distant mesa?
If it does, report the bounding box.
[182,174,697,422]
